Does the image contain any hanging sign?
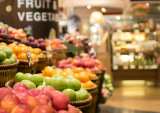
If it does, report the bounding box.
[0,0,59,38]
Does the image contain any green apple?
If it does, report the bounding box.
[20,80,36,89]
[9,55,17,63]
[66,78,81,91]
[45,76,67,91]
[63,89,76,101]
[76,88,90,101]
[29,74,44,86]
[15,72,32,82]
[0,51,6,62]
[3,47,13,58]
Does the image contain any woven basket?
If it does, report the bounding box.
[51,48,66,65]
[0,62,18,87]
[18,61,37,73]
[71,95,92,113]
[36,57,49,73]
[87,86,98,113]
[95,71,105,112]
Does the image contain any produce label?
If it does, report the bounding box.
[0,0,58,38]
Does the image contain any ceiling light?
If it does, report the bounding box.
[146,2,150,7]
[101,7,106,13]
[87,5,91,9]
[116,16,121,20]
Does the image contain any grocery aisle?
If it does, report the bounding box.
[96,41,160,113]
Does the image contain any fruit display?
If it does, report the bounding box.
[15,72,91,102]
[47,39,67,50]
[0,84,81,113]
[8,43,44,63]
[58,55,104,73]
[24,37,46,50]
[42,67,97,89]
[0,23,27,43]
[0,43,17,65]
[7,27,27,41]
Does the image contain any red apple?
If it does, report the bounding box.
[32,105,55,113]
[58,110,68,113]
[36,94,52,106]
[40,87,56,97]
[68,105,80,113]
[1,94,20,113]
[0,88,12,100]
[11,104,31,113]
[29,89,41,97]
[51,91,69,110]
[13,83,28,92]
[0,108,7,113]
[21,95,38,109]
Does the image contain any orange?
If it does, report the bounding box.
[42,66,54,77]
[17,53,27,60]
[33,48,42,54]
[88,73,97,80]
[82,81,97,89]
[76,72,90,83]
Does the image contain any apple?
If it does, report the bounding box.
[0,88,12,100]
[1,94,20,113]
[15,72,28,82]
[29,89,41,97]
[0,108,7,113]
[11,105,31,113]
[36,94,52,106]
[13,83,29,92]
[63,89,76,101]
[68,104,80,113]
[76,89,89,101]
[40,86,56,97]
[58,110,68,113]
[20,80,36,89]
[29,74,44,86]
[21,95,38,109]
[45,76,67,91]
[51,91,69,110]
[32,105,55,113]
[66,78,81,91]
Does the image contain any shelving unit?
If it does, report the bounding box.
[109,29,160,85]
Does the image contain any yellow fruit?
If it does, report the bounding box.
[82,81,97,89]
[76,72,90,83]
[88,73,97,80]
[17,53,27,60]
[42,66,54,77]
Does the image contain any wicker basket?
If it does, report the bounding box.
[71,96,92,113]
[95,71,105,112]
[87,86,98,113]
[51,48,67,65]
[18,61,37,73]
[0,62,18,87]
[36,57,49,73]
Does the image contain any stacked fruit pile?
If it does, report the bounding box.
[23,37,46,50]
[58,55,104,73]
[42,67,97,89]
[0,43,17,65]
[8,43,44,63]
[7,27,27,41]
[15,72,91,102]
[47,39,67,50]
[0,84,80,113]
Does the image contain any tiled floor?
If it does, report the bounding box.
[100,85,160,113]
